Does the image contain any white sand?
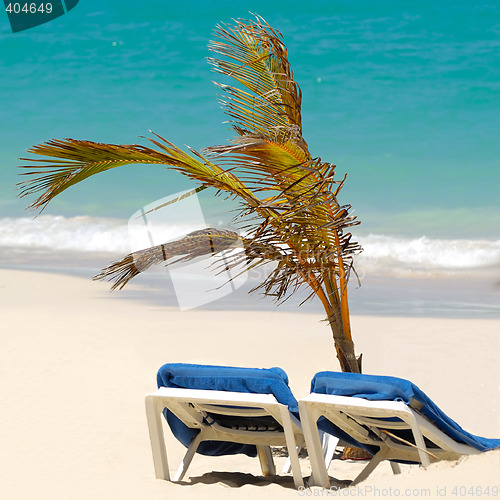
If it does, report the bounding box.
[1,268,499,499]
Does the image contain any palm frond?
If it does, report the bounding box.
[18,139,168,212]
[139,186,208,218]
[94,227,285,290]
[18,135,258,213]
[207,18,361,275]
[208,15,306,150]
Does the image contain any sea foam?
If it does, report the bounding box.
[354,234,500,274]
[0,215,131,253]
[1,216,499,273]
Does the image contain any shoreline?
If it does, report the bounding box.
[1,250,499,318]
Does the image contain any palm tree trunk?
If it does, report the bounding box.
[334,231,353,343]
[323,272,360,373]
[327,313,360,373]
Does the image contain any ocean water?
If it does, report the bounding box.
[1,0,499,315]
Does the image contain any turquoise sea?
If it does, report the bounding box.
[1,0,499,316]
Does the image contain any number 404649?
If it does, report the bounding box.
[5,3,54,14]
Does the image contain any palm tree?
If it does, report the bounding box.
[18,15,362,373]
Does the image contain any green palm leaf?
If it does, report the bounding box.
[18,135,258,213]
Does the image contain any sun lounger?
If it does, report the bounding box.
[299,371,500,487]
[145,363,305,487]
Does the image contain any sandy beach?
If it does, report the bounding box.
[1,268,499,499]
[3,2,500,498]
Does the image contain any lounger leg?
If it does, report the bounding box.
[281,447,302,474]
[174,432,203,481]
[406,414,431,468]
[282,432,338,475]
[279,407,304,489]
[298,402,330,488]
[281,456,291,474]
[390,461,401,475]
[351,448,389,486]
[321,431,339,470]
[145,396,170,480]
[257,445,276,476]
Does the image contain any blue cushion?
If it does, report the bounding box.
[157,363,298,457]
[311,371,500,453]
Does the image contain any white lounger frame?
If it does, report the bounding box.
[145,387,305,488]
[299,393,480,487]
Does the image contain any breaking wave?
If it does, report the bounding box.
[1,216,499,272]
[354,234,500,273]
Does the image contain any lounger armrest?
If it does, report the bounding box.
[148,387,289,407]
[300,393,413,415]
[147,387,302,434]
